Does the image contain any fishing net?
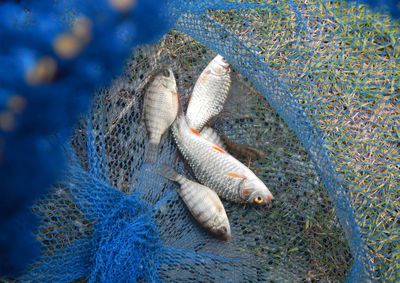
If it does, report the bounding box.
[0,0,170,274]
[3,0,399,282]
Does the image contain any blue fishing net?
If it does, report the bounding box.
[0,0,171,274]
[2,0,399,281]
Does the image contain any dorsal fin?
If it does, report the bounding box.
[225,172,246,179]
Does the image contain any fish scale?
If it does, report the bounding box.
[186,54,231,132]
[158,165,231,240]
[171,113,274,205]
[189,55,265,162]
[146,93,173,142]
[143,68,179,164]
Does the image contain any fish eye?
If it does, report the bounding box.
[162,69,170,77]
[254,196,264,204]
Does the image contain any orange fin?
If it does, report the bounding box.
[190,128,201,136]
[211,145,226,154]
[215,144,225,151]
[226,172,247,179]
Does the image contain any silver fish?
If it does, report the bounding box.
[171,113,274,205]
[159,164,231,241]
[186,54,231,132]
[143,68,179,164]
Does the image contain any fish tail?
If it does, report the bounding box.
[143,142,159,164]
[222,135,265,159]
[176,93,184,118]
[158,164,182,182]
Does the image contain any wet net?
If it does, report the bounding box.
[2,0,400,282]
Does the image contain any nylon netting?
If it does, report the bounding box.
[19,0,400,282]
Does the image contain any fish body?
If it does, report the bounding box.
[171,114,274,205]
[186,54,231,131]
[143,68,179,163]
[158,165,231,241]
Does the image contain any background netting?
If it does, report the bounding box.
[2,0,399,282]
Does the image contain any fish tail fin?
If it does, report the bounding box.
[143,142,159,164]
[176,93,184,118]
[158,164,181,183]
[222,135,266,159]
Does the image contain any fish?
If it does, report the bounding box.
[200,126,266,163]
[186,55,265,163]
[143,67,179,164]
[186,54,231,132]
[158,164,231,241]
[171,111,274,205]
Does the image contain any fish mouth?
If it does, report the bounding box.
[265,194,274,205]
[215,226,231,241]
[215,54,230,69]
[222,233,232,241]
[152,67,173,79]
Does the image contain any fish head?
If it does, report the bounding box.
[212,220,232,241]
[154,67,177,91]
[209,54,231,76]
[239,178,274,206]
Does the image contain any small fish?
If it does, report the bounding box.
[143,68,179,164]
[200,126,265,165]
[171,111,274,205]
[158,164,231,241]
[186,54,231,131]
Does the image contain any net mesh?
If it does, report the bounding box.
[16,0,400,281]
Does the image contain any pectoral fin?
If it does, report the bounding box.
[211,145,226,154]
[225,172,246,179]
